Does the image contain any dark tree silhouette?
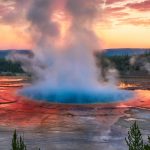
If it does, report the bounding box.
[125,122,144,150]
[12,130,27,150]
[144,136,150,150]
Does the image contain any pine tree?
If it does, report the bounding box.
[11,130,27,150]
[144,136,150,150]
[12,130,18,150]
[125,121,144,150]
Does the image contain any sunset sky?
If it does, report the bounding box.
[0,0,150,49]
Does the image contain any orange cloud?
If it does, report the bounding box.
[105,0,125,5]
[103,6,128,19]
[119,18,150,26]
[0,0,150,49]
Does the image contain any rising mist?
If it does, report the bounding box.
[9,0,133,104]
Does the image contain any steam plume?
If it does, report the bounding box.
[130,55,150,74]
[11,0,133,104]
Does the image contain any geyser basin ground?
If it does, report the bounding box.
[0,76,150,150]
[21,85,133,104]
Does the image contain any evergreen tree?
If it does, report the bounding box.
[11,130,27,150]
[125,121,144,150]
[12,130,18,150]
[144,136,150,150]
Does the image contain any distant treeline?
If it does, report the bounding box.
[0,52,150,76]
[96,52,150,76]
[0,58,24,75]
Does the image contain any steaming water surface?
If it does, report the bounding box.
[22,86,133,104]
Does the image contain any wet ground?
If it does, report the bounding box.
[0,76,149,150]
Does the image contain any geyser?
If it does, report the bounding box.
[11,0,133,104]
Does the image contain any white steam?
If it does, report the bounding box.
[130,55,150,74]
[9,0,133,104]
[144,62,150,73]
